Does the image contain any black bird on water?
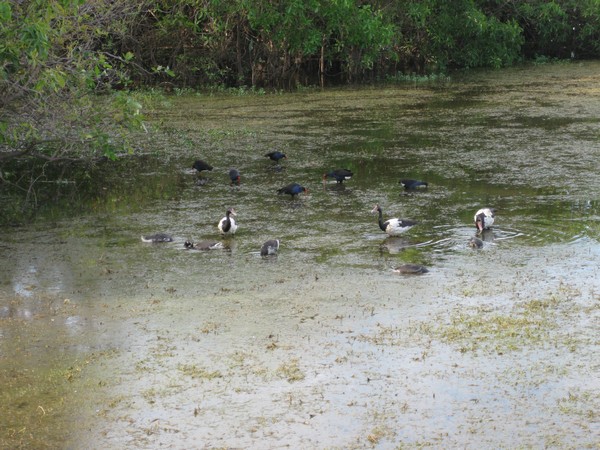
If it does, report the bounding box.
[265,151,287,162]
[400,179,428,190]
[277,183,308,198]
[229,168,241,186]
[323,169,353,183]
[192,159,213,173]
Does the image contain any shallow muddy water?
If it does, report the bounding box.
[1,62,600,448]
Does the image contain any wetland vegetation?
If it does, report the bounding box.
[1,62,599,448]
[1,1,600,447]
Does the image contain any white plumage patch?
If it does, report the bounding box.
[218,216,237,234]
[384,219,415,236]
[474,208,495,230]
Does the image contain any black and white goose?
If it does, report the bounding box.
[474,208,495,232]
[260,239,280,256]
[371,204,417,236]
[218,208,238,235]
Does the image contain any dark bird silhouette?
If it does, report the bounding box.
[371,204,417,236]
[260,239,280,256]
[393,264,429,275]
[400,179,428,190]
[184,240,224,250]
[218,208,238,235]
[229,168,241,186]
[323,169,353,183]
[141,233,173,243]
[474,208,495,232]
[468,237,484,249]
[265,151,287,162]
[277,183,307,197]
[192,159,213,173]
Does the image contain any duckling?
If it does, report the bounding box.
[184,240,224,250]
[141,233,173,243]
[393,264,429,275]
[260,239,280,256]
[468,237,484,249]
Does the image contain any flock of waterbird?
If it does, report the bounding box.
[142,151,496,271]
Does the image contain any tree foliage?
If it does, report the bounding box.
[515,0,600,59]
[0,0,149,163]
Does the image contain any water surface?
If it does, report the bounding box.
[1,62,599,448]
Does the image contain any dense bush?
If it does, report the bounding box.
[117,0,599,87]
[515,0,600,59]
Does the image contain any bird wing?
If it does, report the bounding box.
[218,217,230,232]
[399,219,417,227]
